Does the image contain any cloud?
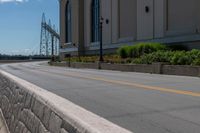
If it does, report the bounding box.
[0,0,28,4]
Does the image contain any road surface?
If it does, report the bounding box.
[0,62,200,133]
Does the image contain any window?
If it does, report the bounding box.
[65,1,72,43]
[91,0,100,42]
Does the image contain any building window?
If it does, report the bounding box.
[65,1,72,43]
[91,0,100,42]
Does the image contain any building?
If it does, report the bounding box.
[59,0,200,58]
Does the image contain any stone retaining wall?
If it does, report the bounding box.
[51,62,200,77]
[101,63,153,73]
[0,70,132,133]
[162,65,200,77]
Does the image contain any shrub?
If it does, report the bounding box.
[132,51,173,64]
[117,43,167,58]
[63,49,200,66]
[170,51,193,65]
[187,49,200,59]
[117,46,129,58]
[132,49,200,65]
[192,59,200,66]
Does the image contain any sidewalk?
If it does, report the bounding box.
[0,111,8,133]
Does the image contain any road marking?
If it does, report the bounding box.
[37,68,200,98]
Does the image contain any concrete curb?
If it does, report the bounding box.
[0,70,133,133]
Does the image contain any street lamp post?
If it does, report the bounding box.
[99,17,103,62]
[51,34,55,62]
[99,0,104,62]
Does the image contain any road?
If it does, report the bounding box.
[0,62,200,133]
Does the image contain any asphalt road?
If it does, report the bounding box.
[1,62,200,133]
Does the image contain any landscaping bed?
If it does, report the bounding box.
[62,43,200,66]
[51,43,200,77]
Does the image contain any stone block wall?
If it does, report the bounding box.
[162,65,200,77]
[0,70,132,133]
[0,74,73,133]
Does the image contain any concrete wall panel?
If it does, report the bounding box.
[137,0,154,40]
[166,0,197,36]
[119,0,137,41]
[102,0,112,45]
[60,0,67,48]
[71,0,79,45]
[84,0,92,47]
[154,0,165,38]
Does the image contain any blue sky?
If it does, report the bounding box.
[0,0,59,55]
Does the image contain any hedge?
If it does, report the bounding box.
[117,43,167,58]
[132,49,200,66]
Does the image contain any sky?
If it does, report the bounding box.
[0,0,59,55]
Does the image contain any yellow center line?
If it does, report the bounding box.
[38,69,200,97]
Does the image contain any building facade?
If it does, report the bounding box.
[59,0,200,58]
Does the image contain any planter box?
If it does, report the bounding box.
[162,65,200,77]
[51,62,200,77]
[101,63,153,73]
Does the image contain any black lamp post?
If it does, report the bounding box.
[51,34,55,62]
[99,17,104,62]
[99,1,104,62]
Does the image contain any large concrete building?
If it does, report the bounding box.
[59,0,200,57]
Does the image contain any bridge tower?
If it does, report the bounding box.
[39,13,60,59]
[40,13,49,56]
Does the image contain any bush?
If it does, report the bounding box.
[136,43,167,55]
[117,46,129,58]
[132,49,200,65]
[117,43,167,58]
[192,59,200,66]
[187,49,200,59]
[132,51,173,64]
[171,52,193,65]
[63,49,200,66]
